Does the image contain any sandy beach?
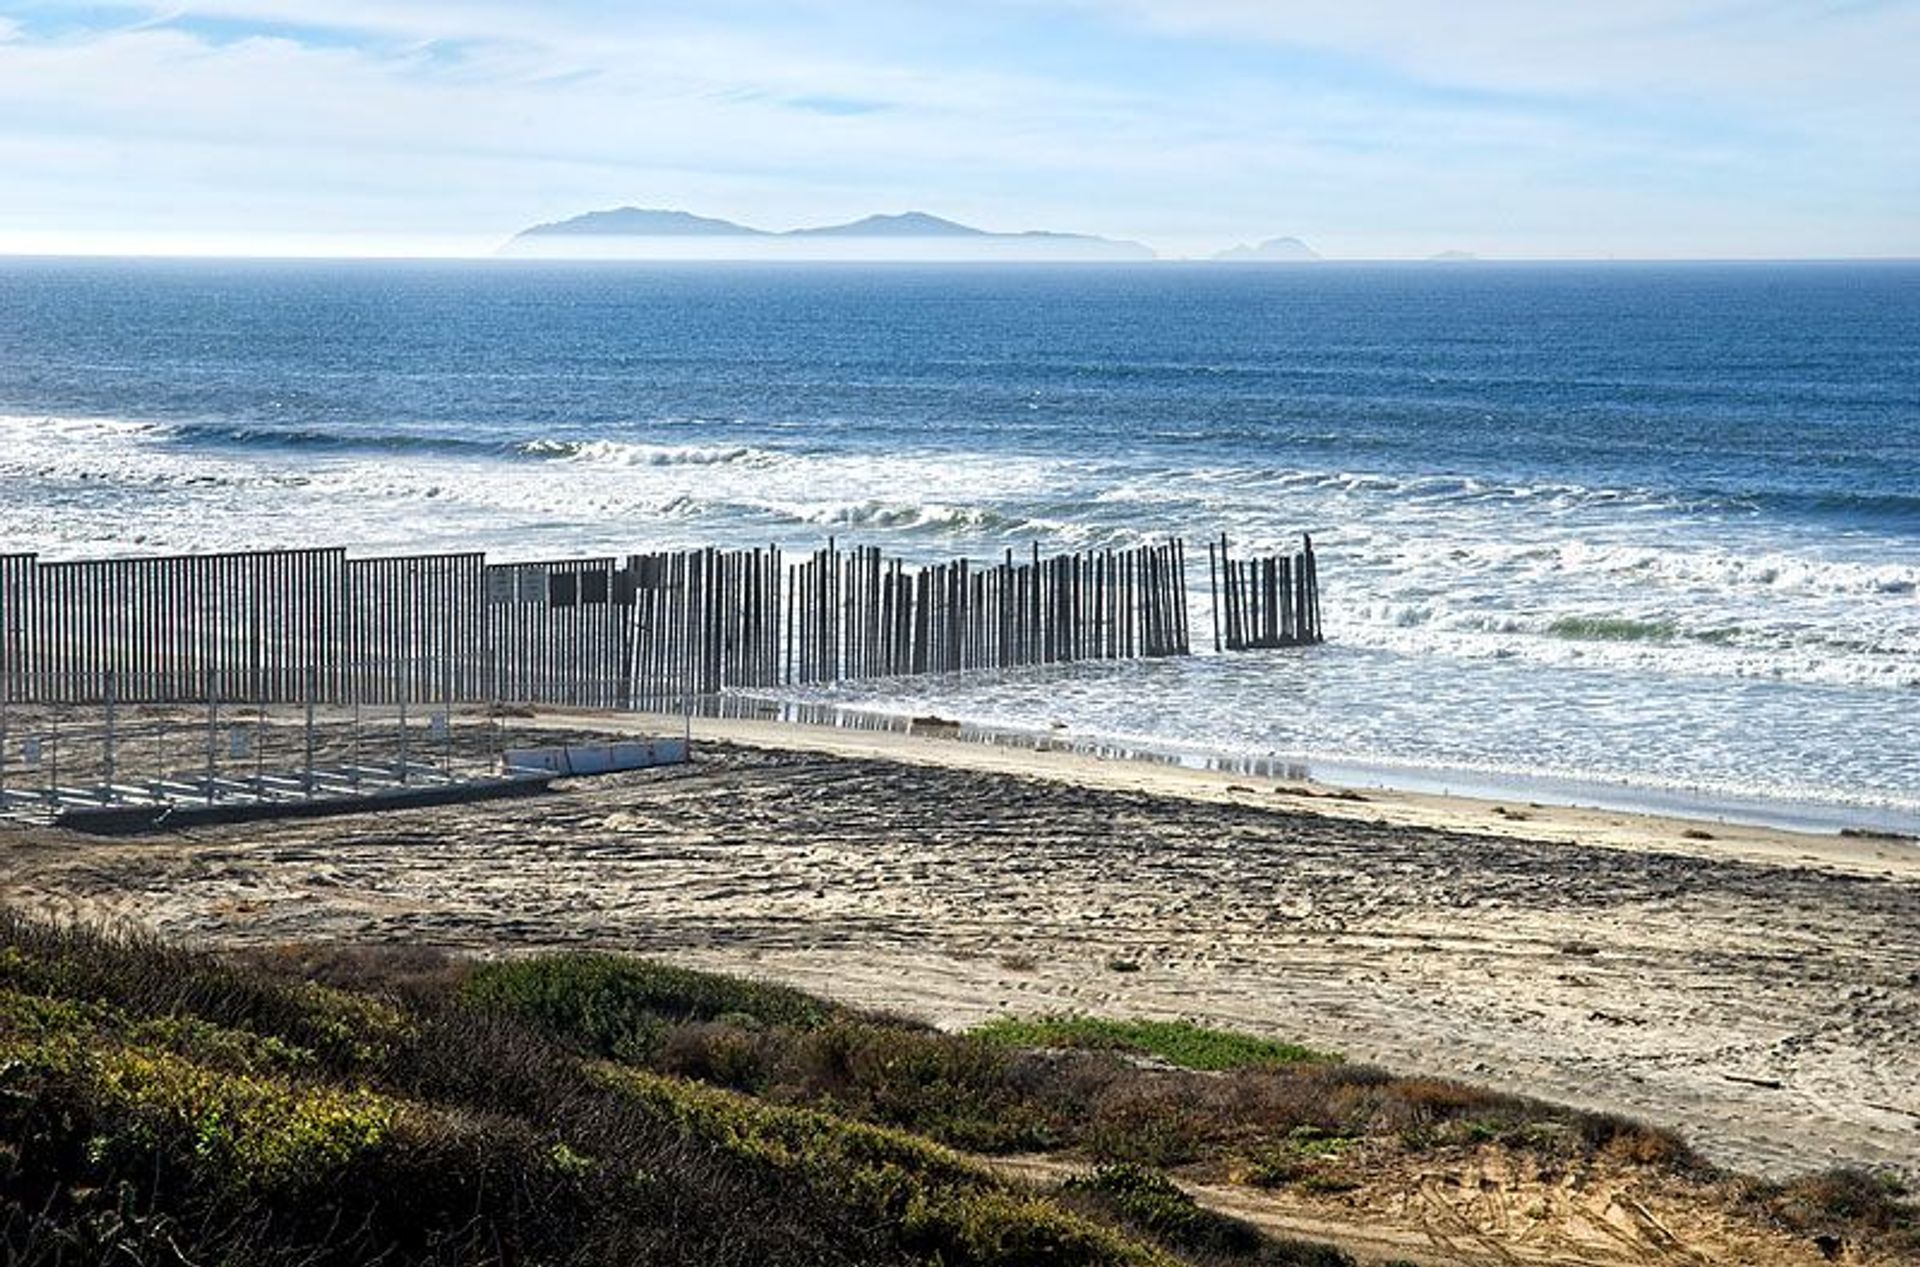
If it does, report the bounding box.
[3,713,1916,1187]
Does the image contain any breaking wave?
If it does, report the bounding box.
[517,438,783,467]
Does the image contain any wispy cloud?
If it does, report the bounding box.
[786,95,894,117]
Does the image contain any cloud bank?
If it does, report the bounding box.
[0,1,1912,257]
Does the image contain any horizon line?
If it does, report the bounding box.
[2,249,1917,265]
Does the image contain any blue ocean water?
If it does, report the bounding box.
[1,258,1916,829]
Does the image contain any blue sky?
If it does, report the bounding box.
[0,0,1914,257]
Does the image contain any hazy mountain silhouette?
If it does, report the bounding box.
[517,208,766,237]
[1212,236,1322,262]
[787,212,986,237]
[506,207,1153,260]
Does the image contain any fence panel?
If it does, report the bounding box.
[19,548,347,703]
[346,553,486,705]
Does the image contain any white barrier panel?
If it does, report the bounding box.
[502,738,690,777]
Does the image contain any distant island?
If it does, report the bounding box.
[1429,249,1481,261]
[504,207,1155,261]
[1212,236,1321,262]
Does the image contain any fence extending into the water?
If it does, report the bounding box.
[0,534,1318,709]
[1208,533,1322,651]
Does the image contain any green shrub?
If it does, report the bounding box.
[973,1016,1335,1072]
[0,920,411,1073]
[18,914,1909,1267]
[89,1046,398,1184]
[1080,1079,1212,1167]
[462,953,836,1057]
[657,1020,773,1092]
[1742,1166,1920,1251]
[0,917,1180,1266]
[781,1021,1060,1152]
[595,1066,1172,1267]
[0,990,396,1189]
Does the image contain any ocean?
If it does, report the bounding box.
[1,257,1916,831]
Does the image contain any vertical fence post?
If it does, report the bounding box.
[303,667,317,799]
[253,696,266,796]
[441,654,454,776]
[1205,537,1221,648]
[489,686,503,776]
[154,700,167,803]
[103,669,117,803]
[205,669,217,805]
[397,659,410,787]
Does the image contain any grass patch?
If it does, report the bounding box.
[973,1015,1336,1072]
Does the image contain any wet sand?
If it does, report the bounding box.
[3,713,1916,1182]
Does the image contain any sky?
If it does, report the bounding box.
[0,1,1915,259]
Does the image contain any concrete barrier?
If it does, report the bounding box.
[501,738,690,777]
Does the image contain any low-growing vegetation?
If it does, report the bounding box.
[1738,1168,1920,1259]
[3,911,1913,1265]
[1063,1165,1354,1266]
[462,951,841,1045]
[972,1016,1334,1072]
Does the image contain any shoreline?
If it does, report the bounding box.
[590,708,1920,881]
[672,694,1920,841]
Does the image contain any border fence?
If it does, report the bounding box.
[1208,533,1322,651]
[1,535,1319,711]
[0,534,1319,829]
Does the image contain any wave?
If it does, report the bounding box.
[1364,534,1920,600]
[1183,464,1700,522]
[1339,616,1920,692]
[21,412,1917,541]
[1537,616,1745,647]
[168,421,515,459]
[1189,460,1920,533]
[1734,486,1920,528]
[1,413,801,471]
[169,424,788,470]
[1544,615,1681,643]
[0,413,171,442]
[780,499,1043,538]
[517,438,782,468]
